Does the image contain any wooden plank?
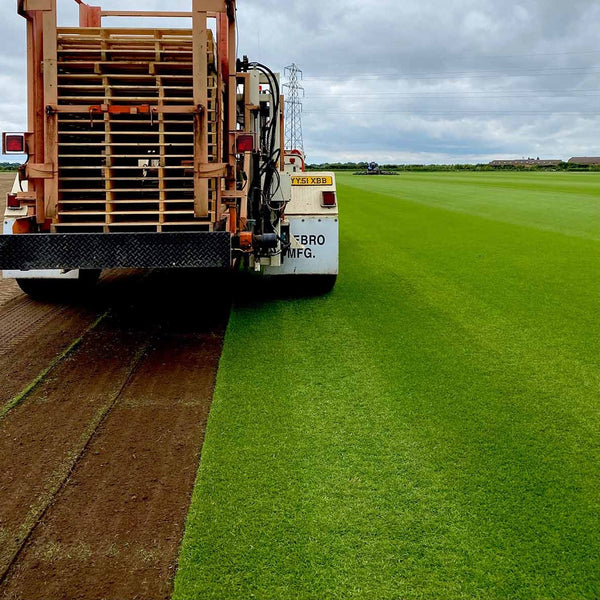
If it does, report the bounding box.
[58,132,192,137]
[58,154,193,159]
[59,165,193,170]
[56,60,194,67]
[58,35,194,44]
[59,47,193,55]
[62,188,192,194]
[59,143,194,147]
[58,86,194,91]
[61,199,194,204]
[58,97,193,103]
[58,75,193,82]
[58,28,193,36]
[53,106,197,114]
[58,49,193,57]
[60,177,190,181]
[59,210,197,216]
[101,11,193,18]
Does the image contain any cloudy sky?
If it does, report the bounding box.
[0,0,599,164]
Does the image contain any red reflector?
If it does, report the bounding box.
[290,158,296,164]
[5,134,25,154]
[236,134,254,153]
[322,191,337,207]
[7,193,20,208]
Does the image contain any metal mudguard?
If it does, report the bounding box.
[0,232,232,270]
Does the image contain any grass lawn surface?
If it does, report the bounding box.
[174,172,600,600]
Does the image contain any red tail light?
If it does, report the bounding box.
[236,134,254,153]
[7,193,20,208]
[3,133,25,154]
[322,191,337,207]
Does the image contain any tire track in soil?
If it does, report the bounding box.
[0,272,230,600]
[0,320,150,583]
[0,271,144,411]
[0,276,21,310]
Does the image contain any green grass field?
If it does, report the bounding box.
[174,172,600,600]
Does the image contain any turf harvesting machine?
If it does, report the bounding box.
[0,0,338,297]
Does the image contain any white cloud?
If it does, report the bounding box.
[0,0,598,163]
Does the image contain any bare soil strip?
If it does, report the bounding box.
[0,294,98,409]
[0,320,149,581]
[0,271,143,412]
[0,272,229,599]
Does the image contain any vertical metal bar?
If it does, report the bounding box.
[79,4,101,28]
[42,0,58,220]
[32,13,46,223]
[192,1,209,218]
[240,74,251,223]
[24,14,40,220]
[227,14,237,188]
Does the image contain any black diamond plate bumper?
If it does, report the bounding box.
[0,232,232,270]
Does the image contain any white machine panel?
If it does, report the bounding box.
[265,216,338,275]
[3,269,81,280]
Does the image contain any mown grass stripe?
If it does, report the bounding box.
[175,172,600,600]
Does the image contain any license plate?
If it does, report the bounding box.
[291,175,333,186]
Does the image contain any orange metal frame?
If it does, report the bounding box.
[17,0,239,228]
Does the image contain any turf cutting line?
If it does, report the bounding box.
[0,311,109,422]
[0,338,153,587]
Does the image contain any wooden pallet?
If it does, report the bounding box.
[54,28,218,233]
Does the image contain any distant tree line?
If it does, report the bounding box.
[306,162,600,172]
[0,162,19,172]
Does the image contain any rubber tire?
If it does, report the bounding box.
[17,270,101,301]
[306,274,337,295]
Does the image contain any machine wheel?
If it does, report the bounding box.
[281,274,337,296]
[17,270,101,301]
[306,274,337,294]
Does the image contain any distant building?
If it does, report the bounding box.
[489,158,562,168]
[568,157,600,166]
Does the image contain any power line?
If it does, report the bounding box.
[305,94,600,101]
[303,66,600,82]
[305,49,600,68]
[305,90,600,99]
[302,110,600,116]
[283,63,304,153]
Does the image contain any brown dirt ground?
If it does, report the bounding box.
[0,271,144,411]
[0,271,230,600]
